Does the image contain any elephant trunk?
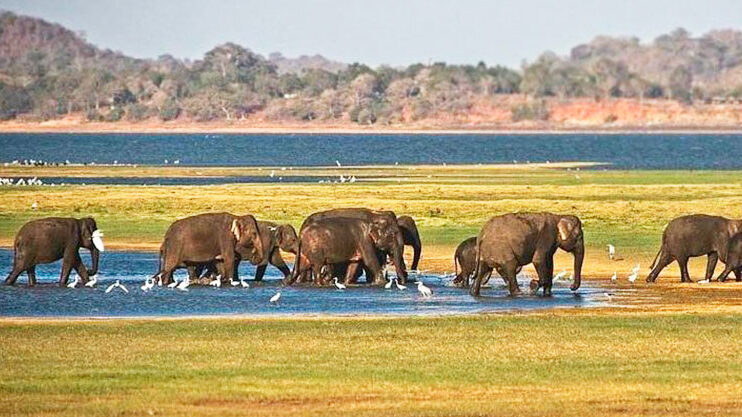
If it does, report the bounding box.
[391,237,408,283]
[570,240,584,291]
[89,247,100,276]
[410,236,421,271]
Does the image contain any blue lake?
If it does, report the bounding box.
[0,250,608,318]
[1,133,741,169]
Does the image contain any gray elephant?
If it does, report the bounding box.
[153,213,263,285]
[289,216,404,286]
[193,221,299,282]
[5,217,104,287]
[299,208,408,284]
[470,212,584,297]
[646,214,742,283]
[717,232,742,282]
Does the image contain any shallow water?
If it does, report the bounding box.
[0,250,608,317]
[2,133,742,169]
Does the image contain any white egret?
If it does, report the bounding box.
[105,280,128,294]
[31,201,38,210]
[333,277,346,290]
[230,279,240,287]
[611,271,617,282]
[240,278,250,288]
[270,291,281,303]
[167,279,179,289]
[607,244,616,260]
[628,271,638,283]
[67,276,79,288]
[395,278,407,290]
[698,279,711,284]
[140,277,154,291]
[385,278,393,289]
[157,276,163,286]
[335,160,341,167]
[177,278,190,291]
[85,276,98,288]
[209,278,222,287]
[416,280,432,298]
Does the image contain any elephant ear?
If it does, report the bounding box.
[231,219,242,242]
[557,217,576,242]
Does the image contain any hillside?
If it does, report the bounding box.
[1,10,742,130]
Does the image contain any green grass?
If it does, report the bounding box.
[2,313,742,416]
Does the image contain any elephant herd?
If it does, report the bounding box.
[5,211,742,295]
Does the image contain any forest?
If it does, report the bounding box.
[2,10,742,124]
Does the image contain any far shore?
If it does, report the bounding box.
[2,120,742,135]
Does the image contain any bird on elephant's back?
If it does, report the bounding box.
[5,217,104,287]
[470,212,584,297]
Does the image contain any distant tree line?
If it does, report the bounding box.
[2,12,742,124]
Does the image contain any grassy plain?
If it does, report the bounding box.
[3,164,742,416]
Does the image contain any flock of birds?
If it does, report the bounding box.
[61,272,436,303]
[0,177,44,187]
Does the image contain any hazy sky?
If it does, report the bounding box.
[1,0,741,67]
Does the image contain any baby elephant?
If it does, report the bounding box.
[452,237,516,288]
[717,233,742,282]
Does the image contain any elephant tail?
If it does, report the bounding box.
[453,251,460,277]
[473,238,482,281]
[649,246,663,271]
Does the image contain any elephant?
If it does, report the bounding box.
[646,214,742,283]
[452,237,521,288]
[470,212,584,297]
[717,233,742,282]
[5,217,104,287]
[397,215,422,271]
[152,213,263,285]
[298,208,408,284]
[288,217,403,286]
[191,221,299,282]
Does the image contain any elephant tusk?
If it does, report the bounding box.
[92,230,105,252]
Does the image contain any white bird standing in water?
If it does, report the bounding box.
[240,278,250,288]
[611,271,617,282]
[167,279,179,289]
[333,277,346,290]
[67,276,79,288]
[209,277,222,287]
[395,278,407,290]
[177,277,190,291]
[157,276,163,286]
[230,279,240,287]
[554,268,567,281]
[105,280,128,294]
[270,291,281,303]
[416,280,432,297]
[335,160,341,167]
[140,277,154,291]
[85,275,98,287]
[385,277,394,289]
[607,244,616,260]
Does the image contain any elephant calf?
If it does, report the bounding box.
[5,217,104,287]
[193,221,299,282]
[453,237,518,288]
[717,233,742,282]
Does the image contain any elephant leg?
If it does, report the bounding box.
[254,264,268,281]
[26,266,37,287]
[220,251,236,285]
[534,256,554,297]
[72,252,90,284]
[499,261,520,297]
[344,263,360,285]
[678,256,692,283]
[311,263,325,286]
[735,267,742,282]
[705,252,718,281]
[470,262,493,297]
[361,242,384,285]
[647,249,673,282]
[269,250,291,280]
[187,265,200,281]
[59,250,75,287]
[5,263,25,286]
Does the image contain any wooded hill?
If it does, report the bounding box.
[2,10,742,125]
